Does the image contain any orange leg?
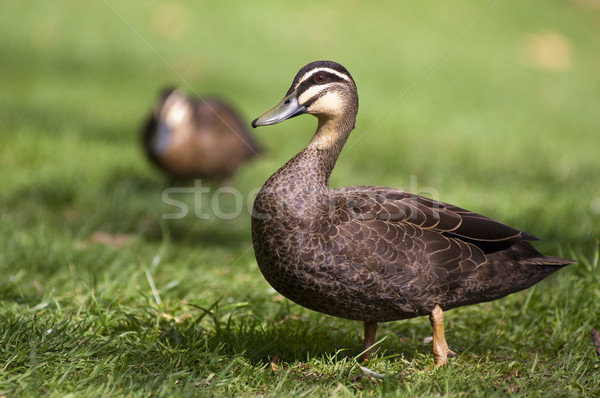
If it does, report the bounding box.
[362,322,378,362]
[429,305,456,366]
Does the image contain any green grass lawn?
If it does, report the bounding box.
[1,0,600,396]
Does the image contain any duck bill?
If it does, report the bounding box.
[251,90,306,128]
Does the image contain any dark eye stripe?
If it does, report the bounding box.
[308,71,346,83]
[295,71,347,95]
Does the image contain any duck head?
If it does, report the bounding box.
[252,61,358,128]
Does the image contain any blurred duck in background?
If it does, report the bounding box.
[142,88,261,183]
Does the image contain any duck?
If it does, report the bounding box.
[143,87,261,182]
[250,60,575,366]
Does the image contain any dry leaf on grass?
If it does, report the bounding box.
[358,365,386,379]
[518,31,572,71]
[91,231,134,248]
[574,0,600,10]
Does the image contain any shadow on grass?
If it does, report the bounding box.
[151,300,427,368]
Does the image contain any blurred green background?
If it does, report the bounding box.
[1,0,599,396]
[1,0,598,246]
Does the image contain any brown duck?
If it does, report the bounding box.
[251,61,574,365]
[143,88,260,182]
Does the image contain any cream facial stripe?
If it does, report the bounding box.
[298,85,328,104]
[295,67,352,88]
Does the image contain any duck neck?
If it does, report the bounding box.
[258,115,355,221]
[305,114,355,185]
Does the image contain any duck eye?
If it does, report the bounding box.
[315,74,325,83]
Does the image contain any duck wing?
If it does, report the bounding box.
[331,186,535,254]
[327,186,572,313]
[197,98,262,158]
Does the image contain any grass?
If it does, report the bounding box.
[1,0,600,396]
